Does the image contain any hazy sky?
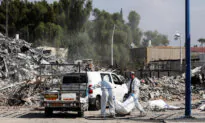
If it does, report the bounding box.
[92,0,205,46]
[30,0,205,46]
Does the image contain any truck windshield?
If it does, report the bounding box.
[63,74,87,84]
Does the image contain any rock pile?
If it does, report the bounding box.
[140,67,205,102]
[140,76,185,101]
[0,33,76,106]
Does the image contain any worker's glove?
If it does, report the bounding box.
[130,93,135,97]
[130,93,138,101]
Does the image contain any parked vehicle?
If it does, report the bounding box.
[42,73,88,117]
[40,63,128,116]
[86,72,128,110]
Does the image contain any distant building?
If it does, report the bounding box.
[131,46,205,71]
[191,47,205,62]
[37,46,68,59]
[191,47,205,53]
[130,46,185,64]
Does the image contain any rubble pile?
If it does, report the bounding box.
[0,33,204,107]
[0,33,75,106]
[140,66,205,102]
[140,76,185,102]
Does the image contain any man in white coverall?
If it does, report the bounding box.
[93,75,115,118]
[128,71,146,116]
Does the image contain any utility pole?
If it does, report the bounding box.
[6,0,8,38]
[111,24,115,66]
[180,36,182,70]
[174,32,182,71]
[185,0,191,117]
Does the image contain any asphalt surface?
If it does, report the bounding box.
[0,106,204,123]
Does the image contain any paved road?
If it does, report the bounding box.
[0,106,204,123]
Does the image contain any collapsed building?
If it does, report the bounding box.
[0,33,204,109]
[0,33,75,106]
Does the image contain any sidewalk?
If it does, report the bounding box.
[85,108,205,123]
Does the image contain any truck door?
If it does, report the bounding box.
[111,74,126,101]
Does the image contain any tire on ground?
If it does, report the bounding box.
[78,111,84,117]
[45,107,53,117]
[95,96,101,110]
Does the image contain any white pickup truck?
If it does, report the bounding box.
[42,71,128,117]
[87,72,128,110]
[42,73,88,117]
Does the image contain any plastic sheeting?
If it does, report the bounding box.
[147,99,181,111]
[115,98,182,115]
[115,95,136,115]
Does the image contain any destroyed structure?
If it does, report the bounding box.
[0,33,74,106]
[0,33,204,112]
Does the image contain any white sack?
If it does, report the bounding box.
[147,99,168,110]
[115,95,135,115]
[147,99,181,110]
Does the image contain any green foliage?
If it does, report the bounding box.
[198,38,205,46]
[0,0,92,45]
[0,0,169,68]
[87,9,139,68]
[66,32,96,60]
[128,11,140,30]
[128,11,142,46]
[142,30,169,47]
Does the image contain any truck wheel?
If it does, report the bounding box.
[95,96,101,110]
[78,111,84,117]
[45,108,53,117]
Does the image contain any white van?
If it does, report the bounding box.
[87,72,128,110]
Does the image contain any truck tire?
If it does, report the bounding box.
[78,111,84,117]
[95,96,101,110]
[45,108,53,117]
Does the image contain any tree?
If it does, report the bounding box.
[128,11,140,30]
[198,38,205,47]
[90,9,133,68]
[120,8,123,20]
[142,30,169,47]
[59,0,92,32]
[67,32,96,60]
[128,11,142,46]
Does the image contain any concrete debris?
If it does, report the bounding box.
[192,100,205,111]
[140,76,185,102]
[140,69,204,102]
[0,34,73,106]
[199,103,205,111]
[0,33,204,108]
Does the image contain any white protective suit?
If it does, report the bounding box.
[127,77,145,113]
[94,75,115,117]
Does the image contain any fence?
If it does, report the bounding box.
[134,61,205,79]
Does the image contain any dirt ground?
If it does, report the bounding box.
[0,100,204,123]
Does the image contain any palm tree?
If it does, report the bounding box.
[198,38,205,47]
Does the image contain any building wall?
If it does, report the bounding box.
[147,47,185,63]
[131,46,185,64]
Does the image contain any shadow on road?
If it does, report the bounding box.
[19,112,80,119]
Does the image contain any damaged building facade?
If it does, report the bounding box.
[131,46,205,71]
[130,46,186,70]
